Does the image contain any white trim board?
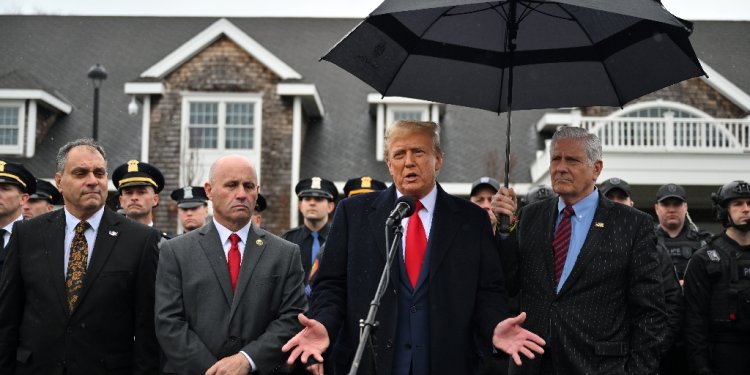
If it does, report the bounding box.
[140,18,301,80]
[0,89,72,114]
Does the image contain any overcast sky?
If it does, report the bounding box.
[1,0,749,20]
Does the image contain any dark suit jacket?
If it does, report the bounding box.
[0,207,160,375]
[311,184,510,375]
[502,193,665,375]
[155,222,307,375]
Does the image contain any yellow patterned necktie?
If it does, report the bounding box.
[66,220,90,313]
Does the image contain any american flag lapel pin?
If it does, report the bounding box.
[109,231,119,237]
[594,222,604,228]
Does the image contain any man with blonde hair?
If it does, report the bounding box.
[283,120,544,375]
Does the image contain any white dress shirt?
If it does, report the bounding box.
[397,184,438,259]
[63,207,104,276]
[211,218,257,371]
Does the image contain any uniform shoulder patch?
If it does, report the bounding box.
[706,249,721,262]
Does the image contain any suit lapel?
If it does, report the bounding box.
[558,195,613,296]
[426,185,460,284]
[367,187,399,290]
[77,208,120,310]
[543,199,560,292]
[44,210,69,317]
[229,225,267,317]
[199,223,233,306]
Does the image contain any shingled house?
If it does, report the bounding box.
[1,16,747,234]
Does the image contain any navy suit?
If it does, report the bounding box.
[310,184,510,375]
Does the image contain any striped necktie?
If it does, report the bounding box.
[553,206,575,286]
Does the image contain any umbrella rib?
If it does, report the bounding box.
[378,6,458,96]
[555,3,627,107]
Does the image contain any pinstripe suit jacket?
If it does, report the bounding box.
[502,192,666,375]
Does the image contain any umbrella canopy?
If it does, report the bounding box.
[322,0,705,113]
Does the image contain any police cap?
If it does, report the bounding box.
[170,186,208,209]
[29,179,62,205]
[295,177,338,201]
[470,177,500,197]
[112,160,165,193]
[656,183,687,203]
[525,185,555,205]
[0,160,36,194]
[600,177,631,198]
[343,176,387,197]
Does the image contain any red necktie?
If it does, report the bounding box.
[228,233,241,292]
[552,206,575,285]
[405,200,427,288]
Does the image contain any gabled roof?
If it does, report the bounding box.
[139,18,302,80]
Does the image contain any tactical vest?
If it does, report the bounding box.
[658,227,709,279]
[703,235,750,340]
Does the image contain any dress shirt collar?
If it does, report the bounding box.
[3,214,23,233]
[395,184,438,214]
[64,206,105,232]
[213,218,253,247]
[557,188,599,220]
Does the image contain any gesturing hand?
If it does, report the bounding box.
[282,314,330,369]
[493,312,546,366]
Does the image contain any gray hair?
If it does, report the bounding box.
[56,138,107,173]
[551,126,601,166]
[384,120,442,159]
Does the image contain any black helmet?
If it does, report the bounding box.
[521,185,556,207]
[711,180,750,227]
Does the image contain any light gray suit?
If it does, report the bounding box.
[155,222,306,375]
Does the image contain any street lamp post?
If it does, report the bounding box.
[87,64,108,140]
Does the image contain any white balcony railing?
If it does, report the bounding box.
[573,115,750,153]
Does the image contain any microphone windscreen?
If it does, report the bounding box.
[395,195,416,217]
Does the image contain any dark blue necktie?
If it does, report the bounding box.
[311,231,320,268]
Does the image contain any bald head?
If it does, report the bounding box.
[205,155,260,231]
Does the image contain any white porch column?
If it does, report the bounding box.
[290,96,302,228]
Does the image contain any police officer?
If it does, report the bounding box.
[684,180,750,375]
[343,175,387,198]
[282,177,338,283]
[22,178,62,219]
[601,177,685,374]
[599,177,634,206]
[251,193,267,228]
[655,183,713,281]
[520,184,556,207]
[112,159,170,240]
[468,177,500,234]
[170,185,209,233]
[0,160,35,267]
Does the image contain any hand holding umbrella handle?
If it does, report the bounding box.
[492,187,517,234]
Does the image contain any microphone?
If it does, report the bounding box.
[386,196,417,226]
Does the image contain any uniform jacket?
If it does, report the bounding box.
[502,193,665,375]
[282,223,330,281]
[311,184,511,375]
[0,207,161,375]
[155,221,307,375]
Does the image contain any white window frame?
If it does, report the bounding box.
[0,100,25,155]
[386,104,430,125]
[179,92,263,186]
[181,92,262,151]
[369,95,442,161]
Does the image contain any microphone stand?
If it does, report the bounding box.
[348,222,403,375]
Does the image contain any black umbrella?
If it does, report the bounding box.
[322,0,705,193]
